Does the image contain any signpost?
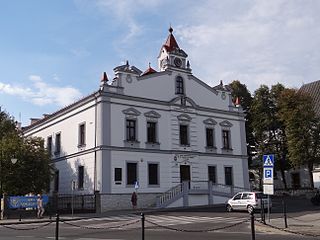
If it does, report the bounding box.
[263,154,274,222]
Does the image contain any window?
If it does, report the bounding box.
[54,170,59,192]
[206,128,214,147]
[127,162,137,185]
[47,136,52,155]
[233,193,242,200]
[126,119,136,141]
[55,133,61,155]
[114,168,122,183]
[208,166,216,184]
[222,130,231,149]
[78,166,84,189]
[148,163,159,185]
[175,76,184,94]
[180,125,189,145]
[78,123,86,146]
[147,122,157,143]
[225,166,233,186]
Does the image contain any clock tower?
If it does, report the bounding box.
[158,27,191,73]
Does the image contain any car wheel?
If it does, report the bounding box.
[226,204,233,212]
[247,205,254,214]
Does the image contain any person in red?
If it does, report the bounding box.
[131,191,137,209]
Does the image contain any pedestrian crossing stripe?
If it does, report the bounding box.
[63,215,247,229]
[263,154,274,167]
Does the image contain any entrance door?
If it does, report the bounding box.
[180,165,191,186]
[291,173,300,189]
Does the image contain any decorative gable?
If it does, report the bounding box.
[144,110,161,119]
[177,114,192,122]
[219,120,233,128]
[203,118,217,126]
[122,108,141,116]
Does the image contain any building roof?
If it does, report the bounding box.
[141,66,157,76]
[300,80,320,117]
[163,27,179,52]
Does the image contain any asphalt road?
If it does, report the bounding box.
[1,195,319,240]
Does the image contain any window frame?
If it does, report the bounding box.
[55,132,61,155]
[78,165,84,190]
[224,166,233,186]
[147,121,157,143]
[54,170,59,192]
[222,129,231,149]
[179,124,189,146]
[148,163,159,186]
[126,119,137,141]
[208,165,217,184]
[126,162,138,186]
[78,122,86,147]
[175,76,184,95]
[47,136,52,155]
[206,128,215,148]
[114,168,122,184]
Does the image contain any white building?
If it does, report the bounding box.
[23,28,249,211]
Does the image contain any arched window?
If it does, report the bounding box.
[175,76,184,95]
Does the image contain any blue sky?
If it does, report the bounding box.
[1,0,320,126]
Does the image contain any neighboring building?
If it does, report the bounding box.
[23,28,249,211]
[300,80,320,189]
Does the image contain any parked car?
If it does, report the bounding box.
[226,192,271,213]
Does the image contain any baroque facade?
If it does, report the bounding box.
[23,28,249,210]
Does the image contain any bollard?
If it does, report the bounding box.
[55,214,60,240]
[250,211,255,240]
[260,198,265,224]
[141,213,145,240]
[283,199,288,228]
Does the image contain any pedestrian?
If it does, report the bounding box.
[37,194,45,218]
[131,191,137,209]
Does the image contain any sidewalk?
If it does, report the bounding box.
[255,212,320,237]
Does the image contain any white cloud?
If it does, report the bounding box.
[173,1,320,92]
[0,75,82,107]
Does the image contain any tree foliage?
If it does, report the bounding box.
[278,89,320,187]
[0,110,53,195]
[250,84,290,188]
[229,80,254,165]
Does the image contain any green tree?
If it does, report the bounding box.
[278,89,320,188]
[229,80,254,166]
[250,84,290,189]
[0,109,53,195]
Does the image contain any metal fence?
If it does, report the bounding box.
[49,194,96,214]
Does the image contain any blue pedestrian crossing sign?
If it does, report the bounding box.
[263,154,274,167]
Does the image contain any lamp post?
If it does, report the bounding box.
[0,154,18,220]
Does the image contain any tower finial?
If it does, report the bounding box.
[148,62,151,68]
[169,25,173,34]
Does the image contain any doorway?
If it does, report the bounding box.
[291,172,301,189]
[180,165,191,186]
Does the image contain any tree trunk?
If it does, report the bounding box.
[280,168,287,190]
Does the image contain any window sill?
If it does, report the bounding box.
[124,140,140,148]
[145,142,160,150]
[205,146,217,153]
[221,148,233,154]
[148,184,160,188]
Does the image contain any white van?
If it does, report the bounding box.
[226,192,271,213]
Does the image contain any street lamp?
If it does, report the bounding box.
[0,156,18,220]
